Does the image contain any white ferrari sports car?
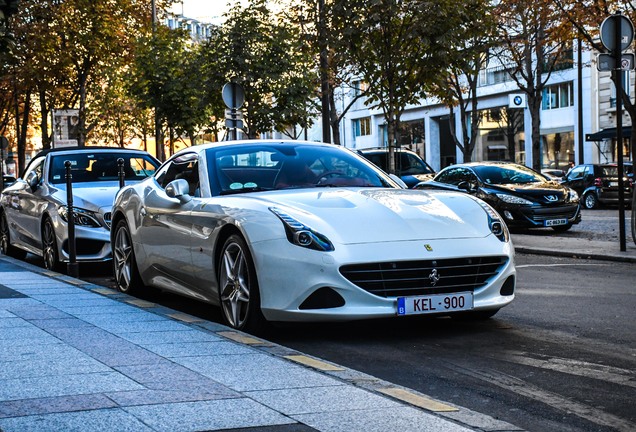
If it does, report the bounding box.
[111,140,515,331]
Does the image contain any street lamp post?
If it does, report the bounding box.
[151,0,164,161]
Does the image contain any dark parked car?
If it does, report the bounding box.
[358,147,435,188]
[2,174,16,190]
[416,161,581,231]
[561,162,633,209]
[0,147,159,271]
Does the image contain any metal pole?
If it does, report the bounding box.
[117,158,125,189]
[614,12,627,252]
[151,0,163,161]
[577,37,584,165]
[318,0,330,143]
[64,161,79,277]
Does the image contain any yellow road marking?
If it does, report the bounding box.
[126,299,156,308]
[218,331,267,345]
[168,312,203,323]
[284,355,344,371]
[379,388,458,412]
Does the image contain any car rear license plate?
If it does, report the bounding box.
[610,182,618,187]
[397,292,473,316]
[544,218,567,227]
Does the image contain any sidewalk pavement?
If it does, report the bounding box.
[0,255,521,432]
[1,231,632,432]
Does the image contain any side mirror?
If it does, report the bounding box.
[165,179,192,203]
[26,171,39,191]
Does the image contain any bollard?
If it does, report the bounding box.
[64,161,79,278]
[117,158,125,189]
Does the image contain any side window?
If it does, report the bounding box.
[23,156,45,183]
[567,166,586,181]
[155,153,200,196]
[436,168,464,185]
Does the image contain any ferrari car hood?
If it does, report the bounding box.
[253,188,491,244]
[51,182,121,211]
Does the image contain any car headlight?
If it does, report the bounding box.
[473,198,509,242]
[57,206,101,228]
[269,207,334,251]
[495,193,533,205]
[568,189,579,202]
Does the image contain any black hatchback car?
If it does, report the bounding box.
[416,162,581,231]
[561,162,633,209]
[358,147,435,188]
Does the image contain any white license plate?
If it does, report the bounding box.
[397,292,473,316]
[610,182,618,187]
[544,218,567,227]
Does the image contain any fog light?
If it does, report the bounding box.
[503,210,514,220]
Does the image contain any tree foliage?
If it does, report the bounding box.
[493,0,575,170]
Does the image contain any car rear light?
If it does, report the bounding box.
[594,177,602,187]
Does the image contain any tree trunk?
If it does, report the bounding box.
[39,90,51,150]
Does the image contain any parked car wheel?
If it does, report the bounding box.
[42,217,62,272]
[218,234,265,332]
[583,193,599,209]
[113,220,144,294]
[0,211,26,260]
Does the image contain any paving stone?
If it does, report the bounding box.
[0,317,30,328]
[0,394,118,418]
[105,387,238,406]
[0,342,84,363]
[177,353,343,392]
[0,408,154,432]
[0,356,111,380]
[123,399,296,432]
[245,386,402,415]
[294,406,473,432]
[144,341,254,358]
[95,318,194,334]
[119,329,222,345]
[0,372,144,401]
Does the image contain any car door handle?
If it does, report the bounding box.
[140,207,147,217]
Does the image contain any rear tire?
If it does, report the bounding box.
[0,211,26,260]
[113,220,144,294]
[218,234,267,333]
[582,193,598,209]
[42,217,62,272]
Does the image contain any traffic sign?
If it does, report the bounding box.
[597,53,635,71]
[600,14,635,52]
[222,82,245,109]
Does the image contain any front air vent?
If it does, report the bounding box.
[340,256,507,298]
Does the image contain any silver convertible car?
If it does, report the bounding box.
[0,147,159,271]
[111,140,516,331]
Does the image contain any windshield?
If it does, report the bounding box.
[473,164,545,185]
[49,152,159,184]
[207,143,396,195]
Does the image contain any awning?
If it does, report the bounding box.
[586,127,632,141]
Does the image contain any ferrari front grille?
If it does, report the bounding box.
[340,256,508,298]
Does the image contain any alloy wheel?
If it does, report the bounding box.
[0,213,9,255]
[584,193,598,209]
[113,222,140,293]
[42,218,59,271]
[219,238,253,329]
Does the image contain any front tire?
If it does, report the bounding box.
[113,220,144,294]
[42,217,62,272]
[218,234,266,332]
[583,192,599,209]
[0,211,26,260]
